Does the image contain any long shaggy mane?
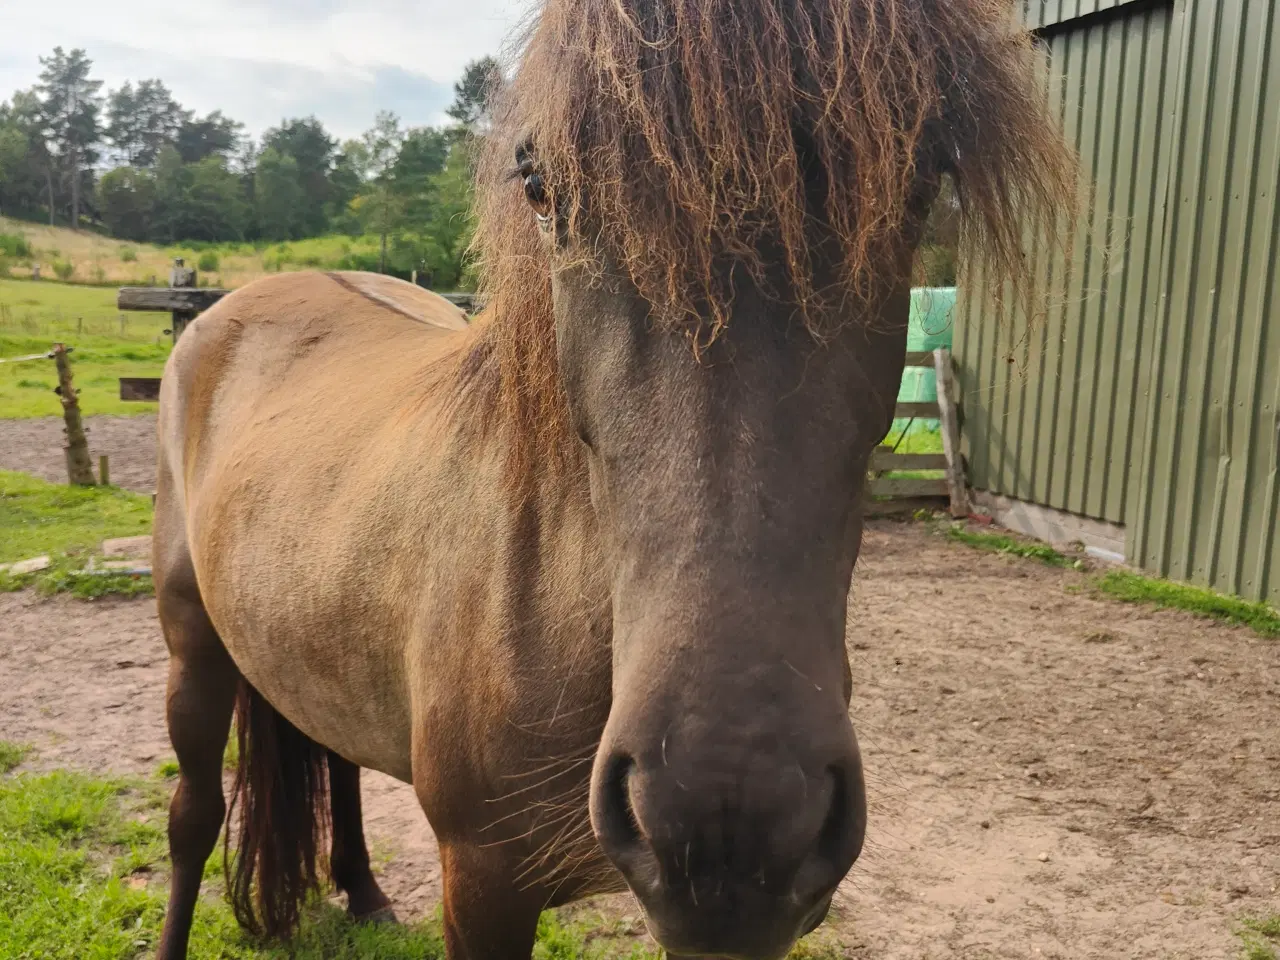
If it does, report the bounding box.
[466,0,1076,480]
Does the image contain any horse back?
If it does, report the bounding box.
[154,270,472,778]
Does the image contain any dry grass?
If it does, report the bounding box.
[0,218,393,290]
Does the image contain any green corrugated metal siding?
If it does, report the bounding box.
[956,0,1180,525]
[956,0,1280,601]
[1023,0,1150,31]
[1131,0,1280,600]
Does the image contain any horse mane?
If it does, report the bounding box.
[466,0,1076,485]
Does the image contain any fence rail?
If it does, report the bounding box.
[117,262,481,402]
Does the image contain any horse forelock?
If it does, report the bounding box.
[465,0,1076,490]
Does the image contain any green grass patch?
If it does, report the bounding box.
[1,756,842,958]
[0,470,153,563]
[0,741,32,774]
[1239,915,1280,960]
[0,278,170,418]
[1092,570,1280,638]
[880,420,944,455]
[945,525,1076,568]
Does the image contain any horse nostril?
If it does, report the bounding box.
[815,763,863,872]
[597,753,642,851]
[817,766,848,859]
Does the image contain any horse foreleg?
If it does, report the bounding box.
[438,843,544,960]
[155,592,239,960]
[327,752,396,922]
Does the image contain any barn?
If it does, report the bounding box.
[955,0,1280,602]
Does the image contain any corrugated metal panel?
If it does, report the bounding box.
[959,0,1280,601]
[1024,0,1152,31]
[955,0,1180,525]
[1132,0,1280,601]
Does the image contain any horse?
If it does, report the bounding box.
[151,0,1073,955]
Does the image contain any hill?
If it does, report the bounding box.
[0,217,401,290]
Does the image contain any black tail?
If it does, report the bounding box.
[225,680,331,940]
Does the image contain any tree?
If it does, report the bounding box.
[182,155,248,241]
[36,47,102,228]
[260,116,336,236]
[446,56,502,133]
[392,127,449,224]
[357,111,406,273]
[327,139,366,233]
[254,146,305,241]
[105,79,187,167]
[151,144,193,242]
[176,110,242,164]
[98,166,157,241]
[1,90,53,223]
[0,120,30,219]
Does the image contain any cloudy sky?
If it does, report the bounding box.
[0,0,532,141]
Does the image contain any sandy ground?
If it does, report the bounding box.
[0,415,160,493]
[2,515,1277,959]
[2,413,1278,956]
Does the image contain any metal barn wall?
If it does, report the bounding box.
[1130,0,1280,601]
[956,0,1181,526]
[955,0,1280,602]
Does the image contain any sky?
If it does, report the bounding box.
[0,0,532,142]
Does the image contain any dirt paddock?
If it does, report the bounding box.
[2,415,1278,959]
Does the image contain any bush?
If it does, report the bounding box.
[0,232,32,258]
[118,246,138,263]
[196,251,220,272]
[53,260,75,281]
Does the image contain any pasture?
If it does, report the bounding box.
[0,278,170,417]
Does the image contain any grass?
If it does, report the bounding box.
[0,740,32,774]
[0,470,155,598]
[1092,570,1280,638]
[0,216,399,291]
[1239,916,1280,960]
[945,524,1077,568]
[0,751,842,959]
[0,278,171,417]
[0,470,153,563]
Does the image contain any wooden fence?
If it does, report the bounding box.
[865,348,968,518]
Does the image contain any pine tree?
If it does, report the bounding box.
[36,47,102,228]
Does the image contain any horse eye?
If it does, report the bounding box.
[523,173,549,212]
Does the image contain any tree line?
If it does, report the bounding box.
[0,49,501,287]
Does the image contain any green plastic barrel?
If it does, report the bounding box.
[893,287,955,432]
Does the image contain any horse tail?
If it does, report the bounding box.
[225,679,330,940]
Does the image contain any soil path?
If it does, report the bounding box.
[0,414,159,493]
[2,521,1276,958]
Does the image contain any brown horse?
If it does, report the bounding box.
[152,0,1073,956]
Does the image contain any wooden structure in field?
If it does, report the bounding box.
[116,261,480,402]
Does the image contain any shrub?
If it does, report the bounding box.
[53,260,75,281]
[196,251,220,272]
[118,246,138,263]
[0,232,32,258]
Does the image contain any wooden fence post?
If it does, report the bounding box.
[933,348,970,518]
[169,258,198,343]
[52,343,97,486]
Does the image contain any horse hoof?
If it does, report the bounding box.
[356,905,399,925]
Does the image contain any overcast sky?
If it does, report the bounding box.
[0,0,531,142]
